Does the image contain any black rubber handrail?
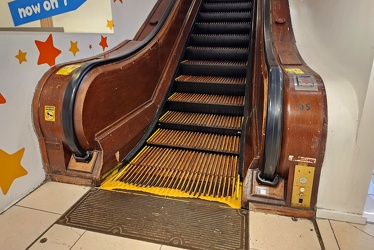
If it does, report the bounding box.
[61,0,177,161]
[258,0,283,185]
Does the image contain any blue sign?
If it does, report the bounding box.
[8,0,86,26]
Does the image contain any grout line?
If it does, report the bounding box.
[312,219,326,250]
[349,223,374,239]
[14,204,62,215]
[70,229,87,249]
[328,220,341,250]
[25,218,58,249]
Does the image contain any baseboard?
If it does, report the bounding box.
[316,208,367,224]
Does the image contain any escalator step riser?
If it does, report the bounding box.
[180,63,247,77]
[174,81,245,96]
[198,12,251,23]
[194,23,251,34]
[189,34,250,47]
[202,2,252,12]
[147,129,240,154]
[166,102,244,116]
[176,75,246,85]
[186,47,249,61]
[160,111,243,130]
[119,146,238,198]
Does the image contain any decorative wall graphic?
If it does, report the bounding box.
[69,41,80,56]
[15,50,27,64]
[107,20,114,30]
[99,35,108,51]
[0,148,28,195]
[35,34,61,66]
[114,0,124,3]
[0,93,6,104]
[8,0,87,26]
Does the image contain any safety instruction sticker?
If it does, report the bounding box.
[44,106,55,122]
[56,64,81,75]
[285,68,304,74]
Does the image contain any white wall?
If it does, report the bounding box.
[290,0,374,223]
[0,0,157,213]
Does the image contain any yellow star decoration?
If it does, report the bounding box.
[69,41,80,57]
[106,20,114,30]
[15,50,27,64]
[0,148,28,195]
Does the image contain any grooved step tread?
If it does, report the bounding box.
[159,111,243,129]
[168,92,244,106]
[187,46,249,50]
[147,129,240,154]
[181,60,247,66]
[119,146,239,198]
[175,75,246,85]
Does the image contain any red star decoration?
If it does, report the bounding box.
[35,34,61,66]
[114,0,123,3]
[0,93,6,104]
[99,35,108,51]
[89,44,92,49]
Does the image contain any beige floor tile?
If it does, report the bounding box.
[330,220,374,250]
[29,224,85,250]
[71,230,162,250]
[0,206,59,250]
[249,211,321,250]
[316,219,339,250]
[350,222,374,237]
[16,181,90,214]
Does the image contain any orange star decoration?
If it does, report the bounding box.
[114,0,123,3]
[0,93,6,104]
[106,20,114,30]
[69,41,80,57]
[0,148,28,195]
[35,34,61,66]
[99,35,108,51]
[15,50,27,64]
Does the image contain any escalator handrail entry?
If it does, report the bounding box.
[259,0,283,185]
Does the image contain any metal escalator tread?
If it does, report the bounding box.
[168,92,244,106]
[147,129,240,154]
[181,60,247,66]
[159,111,243,130]
[175,75,246,85]
[118,146,238,198]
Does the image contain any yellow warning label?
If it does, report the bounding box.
[44,106,55,122]
[285,68,304,74]
[56,64,81,75]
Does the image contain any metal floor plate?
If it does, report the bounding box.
[57,189,248,250]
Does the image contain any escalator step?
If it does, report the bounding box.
[194,22,251,34]
[180,60,247,77]
[159,111,243,130]
[204,0,251,2]
[147,129,240,154]
[174,75,245,96]
[202,2,252,12]
[168,92,244,106]
[119,146,239,198]
[175,75,246,85]
[185,46,249,61]
[189,34,250,47]
[198,12,251,22]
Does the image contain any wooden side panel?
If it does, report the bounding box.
[271,0,327,209]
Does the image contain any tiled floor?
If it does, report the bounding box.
[0,181,373,250]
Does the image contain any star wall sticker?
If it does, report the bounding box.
[69,41,80,57]
[15,50,27,64]
[114,0,123,3]
[0,93,6,104]
[106,20,114,30]
[0,148,28,195]
[35,34,61,66]
[89,44,92,49]
[99,35,108,51]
